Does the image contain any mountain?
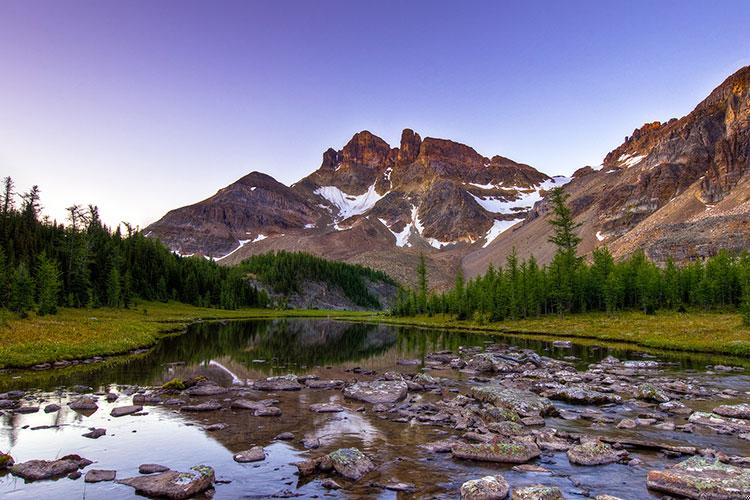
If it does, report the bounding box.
[465,65,750,276]
[148,66,750,288]
[146,129,565,288]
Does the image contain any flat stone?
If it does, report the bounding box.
[471,386,555,417]
[253,374,301,391]
[10,455,92,481]
[713,403,750,420]
[461,475,510,499]
[181,400,222,412]
[617,418,636,429]
[647,456,750,499]
[110,405,143,417]
[636,383,670,403]
[85,469,116,483]
[689,411,750,433]
[452,441,541,463]
[305,379,344,389]
[310,403,345,413]
[254,406,281,417]
[545,386,621,405]
[139,464,170,474]
[82,428,106,439]
[321,478,342,489]
[234,446,265,463]
[511,485,565,500]
[118,465,214,499]
[512,464,552,473]
[14,406,40,414]
[343,381,408,404]
[567,440,623,466]
[327,448,375,481]
[274,432,294,441]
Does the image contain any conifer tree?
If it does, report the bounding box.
[10,263,35,317]
[36,253,61,315]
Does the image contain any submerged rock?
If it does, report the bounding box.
[460,475,510,499]
[82,428,106,439]
[253,375,301,391]
[471,386,555,417]
[10,455,92,481]
[181,400,222,412]
[647,456,750,499]
[118,465,214,499]
[343,381,408,404]
[511,484,565,500]
[452,441,541,464]
[234,446,265,463]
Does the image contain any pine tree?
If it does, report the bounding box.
[416,253,428,314]
[36,254,61,315]
[547,187,581,314]
[10,263,35,317]
[106,266,121,307]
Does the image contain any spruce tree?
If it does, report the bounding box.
[10,263,35,318]
[547,187,581,314]
[416,253,428,314]
[36,253,61,315]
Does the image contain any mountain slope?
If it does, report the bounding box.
[465,65,750,276]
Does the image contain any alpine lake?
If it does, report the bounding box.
[2,318,750,499]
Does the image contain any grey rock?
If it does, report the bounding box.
[118,465,215,499]
[85,469,116,483]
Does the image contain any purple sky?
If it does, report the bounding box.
[1,0,748,227]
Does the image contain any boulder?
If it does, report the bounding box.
[234,446,265,463]
[460,475,510,499]
[85,469,116,483]
[118,465,215,499]
[68,397,98,412]
[43,404,60,413]
[452,441,541,463]
[327,448,375,481]
[343,381,408,404]
[253,374,301,391]
[110,405,143,417]
[567,440,623,466]
[511,485,565,500]
[647,456,750,499]
[471,386,555,417]
[10,454,92,481]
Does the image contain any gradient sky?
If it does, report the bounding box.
[1,1,749,228]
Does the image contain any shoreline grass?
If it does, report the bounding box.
[0,301,370,369]
[2,302,748,370]
[350,311,750,358]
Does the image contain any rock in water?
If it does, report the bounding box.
[85,469,116,483]
[327,448,375,481]
[460,475,510,499]
[511,484,565,499]
[139,464,170,474]
[82,428,106,439]
[567,440,623,465]
[647,456,750,499]
[185,383,228,396]
[110,405,143,417]
[452,441,541,463]
[253,374,302,391]
[309,403,345,413]
[636,383,670,403]
[713,403,750,420]
[234,446,265,463]
[471,386,555,417]
[342,381,408,404]
[10,455,92,481]
[68,397,98,412]
[118,465,214,499]
[0,453,14,470]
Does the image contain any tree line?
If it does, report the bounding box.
[0,177,269,317]
[394,188,750,325]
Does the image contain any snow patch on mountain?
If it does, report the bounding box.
[469,176,570,214]
[215,239,253,261]
[483,218,523,248]
[314,183,386,219]
[618,153,646,168]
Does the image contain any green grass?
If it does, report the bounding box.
[0,301,370,369]
[356,310,750,358]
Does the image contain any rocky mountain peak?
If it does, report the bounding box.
[397,128,422,164]
[340,130,392,167]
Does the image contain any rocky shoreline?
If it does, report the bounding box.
[2,341,750,498]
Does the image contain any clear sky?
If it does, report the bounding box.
[1,1,748,228]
